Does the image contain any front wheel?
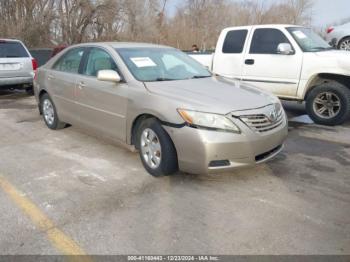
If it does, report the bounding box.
[137,118,178,177]
[338,37,350,51]
[306,82,350,126]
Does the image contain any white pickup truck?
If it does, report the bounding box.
[190,24,350,125]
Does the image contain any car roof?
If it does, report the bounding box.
[222,24,304,31]
[0,38,23,43]
[251,24,303,28]
[71,42,173,49]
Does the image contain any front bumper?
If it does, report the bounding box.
[0,76,33,87]
[163,115,288,175]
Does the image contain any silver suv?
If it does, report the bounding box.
[0,39,37,92]
[34,42,288,176]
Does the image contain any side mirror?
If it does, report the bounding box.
[97,70,121,83]
[277,43,294,55]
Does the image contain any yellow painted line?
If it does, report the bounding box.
[0,175,92,262]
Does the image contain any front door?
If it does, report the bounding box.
[75,47,128,142]
[241,27,303,98]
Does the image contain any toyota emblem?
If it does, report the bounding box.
[268,109,278,122]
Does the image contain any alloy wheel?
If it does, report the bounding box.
[140,128,162,169]
[313,92,341,119]
[339,39,350,51]
[43,99,55,125]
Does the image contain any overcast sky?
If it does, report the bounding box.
[310,0,349,26]
[167,0,350,28]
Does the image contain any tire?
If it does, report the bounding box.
[136,118,178,177]
[306,82,350,126]
[40,93,66,130]
[338,36,350,51]
[25,86,34,95]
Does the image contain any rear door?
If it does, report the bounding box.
[0,40,33,79]
[46,47,85,124]
[241,27,303,97]
[212,28,250,78]
[74,47,128,142]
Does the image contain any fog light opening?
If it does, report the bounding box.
[209,160,230,167]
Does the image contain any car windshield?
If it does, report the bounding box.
[0,41,29,58]
[116,48,211,82]
[287,27,333,52]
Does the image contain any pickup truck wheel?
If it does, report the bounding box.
[137,118,178,177]
[40,93,66,130]
[338,37,350,51]
[306,83,350,125]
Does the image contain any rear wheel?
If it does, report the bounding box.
[306,82,350,125]
[137,118,178,177]
[40,93,66,130]
[338,37,350,51]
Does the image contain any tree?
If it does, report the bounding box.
[0,0,314,49]
[0,0,56,47]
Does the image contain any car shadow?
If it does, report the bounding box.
[0,87,33,98]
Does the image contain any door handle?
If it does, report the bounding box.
[245,59,255,65]
[78,81,86,89]
[47,74,55,80]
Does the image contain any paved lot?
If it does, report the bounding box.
[0,89,349,255]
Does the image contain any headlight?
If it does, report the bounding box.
[177,109,240,133]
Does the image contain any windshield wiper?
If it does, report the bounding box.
[153,76,210,81]
[191,75,211,79]
[154,77,177,81]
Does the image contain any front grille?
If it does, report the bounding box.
[239,111,284,133]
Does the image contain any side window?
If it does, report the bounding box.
[84,48,118,77]
[222,30,248,54]
[53,48,84,73]
[250,28,291,54]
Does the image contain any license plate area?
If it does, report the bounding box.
[0,63,21,71]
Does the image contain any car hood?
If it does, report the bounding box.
[144,76,277,114]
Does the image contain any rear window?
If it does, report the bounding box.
[0,41,29,58]
[222,30,248,54]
